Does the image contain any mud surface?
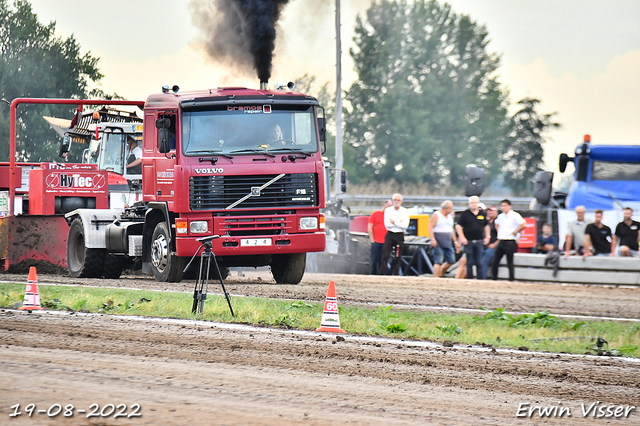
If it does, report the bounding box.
[1,271,639,424]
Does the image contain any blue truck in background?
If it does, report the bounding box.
[559,135,640,210]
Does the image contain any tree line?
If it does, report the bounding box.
[1,0,560,195]
[341,0,560,196]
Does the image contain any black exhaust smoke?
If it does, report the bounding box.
[190,0,290,84]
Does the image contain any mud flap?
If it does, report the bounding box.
[0,215,69,272]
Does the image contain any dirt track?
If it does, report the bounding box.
[1,271,639,424]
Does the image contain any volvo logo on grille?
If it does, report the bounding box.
[251,187,261,196]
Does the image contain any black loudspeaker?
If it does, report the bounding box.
[465,165,484,197]
[533,170,554,205]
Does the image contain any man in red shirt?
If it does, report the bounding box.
[368,200,392,274]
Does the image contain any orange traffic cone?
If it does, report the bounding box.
[316,281,345,333]
[19,266,43,311]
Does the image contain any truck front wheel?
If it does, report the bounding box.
[270,253,306,284]
[67,218,106,278]
[150,222,185,283]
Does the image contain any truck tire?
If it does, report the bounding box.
[150,222,185,283]
[270,253,306,284]
[67,218,106,278]
[102,254,124,279]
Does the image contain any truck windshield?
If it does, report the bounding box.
[98,133,125,175]
[592,161,640,181]
[181,106,318,156]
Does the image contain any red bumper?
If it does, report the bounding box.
[175,232,326,258]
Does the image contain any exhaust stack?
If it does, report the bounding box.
[260,81,268,90]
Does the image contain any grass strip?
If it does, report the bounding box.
[1,283,638,357]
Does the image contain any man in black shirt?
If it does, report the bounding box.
[583,209,612,258]
[613,207,640,257]
[455,196,490,279]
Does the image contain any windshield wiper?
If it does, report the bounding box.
[196,150,234,164]
[229,148,276,158]
[196,150,234,159]
[266,147,311,157]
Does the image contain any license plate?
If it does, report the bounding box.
[240,238,272,247]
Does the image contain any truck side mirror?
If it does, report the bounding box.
[559,153,572,173]
[156,117,171,154]
[59,135,72,159]
[317,117,326,142]
[158,128,170,154]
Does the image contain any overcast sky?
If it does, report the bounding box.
[26,0,640,179]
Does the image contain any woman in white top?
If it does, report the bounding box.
[428,200,459,277]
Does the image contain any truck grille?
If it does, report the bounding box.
[190,173,318,210]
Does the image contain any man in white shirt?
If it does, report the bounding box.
[126,135,142,174]
[563,205,592,259]
[491,199,526,281]
[379,193,410,275]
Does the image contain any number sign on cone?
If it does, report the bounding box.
[316,281,345,333]
[19,266,43,311]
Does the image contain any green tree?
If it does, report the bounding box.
[344,0,510,188]
[502,97,561,195]
[0,0,104,161]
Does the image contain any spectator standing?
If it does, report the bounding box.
[368,200,392,274]
[491,199,526,281]
[379,194,410,275]
[428,200,459,278]
[480,206,499,279]
[583,210,612,258]
[535,223,557,254]
[455,196,490,279]
[563,205,592,259]
[612,207,640,257]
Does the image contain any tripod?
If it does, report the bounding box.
[184,235,234,316]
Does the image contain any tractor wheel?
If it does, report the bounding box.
[67,218,106,278]
[102,254,124,279]
[150,222,185,283]
[270,253,306,284]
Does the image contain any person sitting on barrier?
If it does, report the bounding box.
[491,199,526,282]
[535,223,557,254]
[368,199,392,275]
[563,205,592,259]
[480,205,499,279]
[583,210,612,258]
[429,200,459,278]
[455,196,490,279]
[612,207,640,257]
[379,193,410,275]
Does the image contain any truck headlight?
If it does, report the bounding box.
[190,220,208,234]
[299,217,318,230]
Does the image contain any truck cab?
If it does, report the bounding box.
[559,135,640,210]
[66,85,327,283]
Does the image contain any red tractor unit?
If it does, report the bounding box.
[1,98,145,272]
[64,84,327,283]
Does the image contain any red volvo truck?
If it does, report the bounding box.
[65,84,327,283]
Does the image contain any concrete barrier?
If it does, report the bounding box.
[497,253,640,285]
